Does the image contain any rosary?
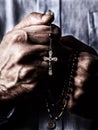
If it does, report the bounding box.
[45,50,79,129]
[43,10,79,129]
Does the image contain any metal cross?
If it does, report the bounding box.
[43,49,58,76]
[43,25,58,76]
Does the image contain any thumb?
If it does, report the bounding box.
[14,11,54,30]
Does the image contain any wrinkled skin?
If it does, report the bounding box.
[0,12,60,99]
[0,11,98,119]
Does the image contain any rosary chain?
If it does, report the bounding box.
[46,50,79,123]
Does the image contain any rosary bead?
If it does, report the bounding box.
[67,89,72,94]
[49,33,55,39]
[46,50,79,129]
[65,95,69,100]
[48,120,56,129]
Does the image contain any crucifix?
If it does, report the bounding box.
[43,25,58,76]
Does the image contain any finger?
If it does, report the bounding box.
[23,24,61,44]
[24,25,50,44]
[73,87,84,100]
[19,60,48,82]
[74,65,89,86]
[78,52,93,72]
[1,30,28,47]
[3,31,48,64]
[67,88,84,109]
[74,75,88,89]
[3,29,48,53]
[14,11,54,30]
[73,52,92,88]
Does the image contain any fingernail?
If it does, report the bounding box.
[45,10,54,16]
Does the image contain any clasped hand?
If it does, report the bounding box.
[0,11,60,99]
[0,11,98,119]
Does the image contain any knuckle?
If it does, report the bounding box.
[22,82,37,93]
[27,12,44,25]
[3,30,27,45]
[67,96,75,109]
[78,52,93,71]
[74,75,87,88]
[19,66,35,80]
[76,66,89,77]
[74,88,84,99]
[11,30,27,43]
